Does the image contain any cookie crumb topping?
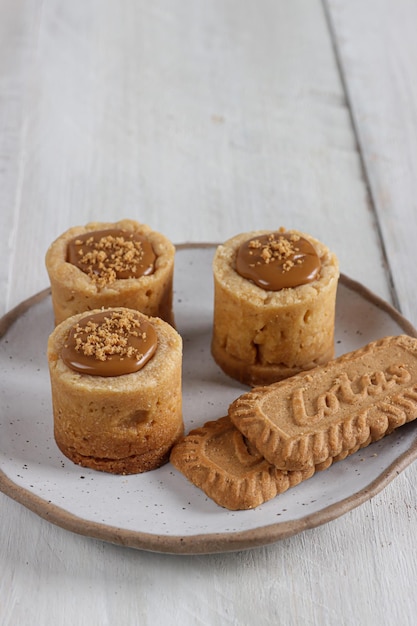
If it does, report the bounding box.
[72,310,147,361]
[61,309,158,376]
[236,231,321,291]
[248,233,301,272]
[67,229,156,287]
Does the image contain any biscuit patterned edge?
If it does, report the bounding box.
[229,335,417,471]
[170,417,315,510]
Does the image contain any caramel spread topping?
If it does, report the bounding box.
[235,231,321,290]
[61,310,157,376]
[67,229,156,287]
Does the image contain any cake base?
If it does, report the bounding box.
[56,421,184,474]
[212,337,334,386]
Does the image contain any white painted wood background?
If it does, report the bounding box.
[1,1,417,624]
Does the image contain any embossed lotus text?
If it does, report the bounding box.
[291,364,411,426]
[228,336,417,472]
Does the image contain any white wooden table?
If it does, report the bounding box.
[1,1,417,624]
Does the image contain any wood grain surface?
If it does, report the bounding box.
[1,1,416,624]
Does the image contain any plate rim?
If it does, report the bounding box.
[1,243,417,554]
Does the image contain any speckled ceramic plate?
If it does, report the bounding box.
[1,245,417,554]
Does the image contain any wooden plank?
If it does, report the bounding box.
[324,4,417,625]
[0,0,391,316]
[326,0,417,326]
[0,0,42,312]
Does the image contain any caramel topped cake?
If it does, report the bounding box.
[45,220,175,326]
[47,307,183,474]
[211,229,339,386]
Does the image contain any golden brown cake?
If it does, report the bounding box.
[47,307,183,474]
[229,335,417,471]
[45,219,175,326]
[170,416,316,510]
[211,229,339,386]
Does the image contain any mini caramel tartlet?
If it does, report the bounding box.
[45,219,175,326]
[47,307,183,474]
[211,229,339,386]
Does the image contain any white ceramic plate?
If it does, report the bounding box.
[1,244,417,554]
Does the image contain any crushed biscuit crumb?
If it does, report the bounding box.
[73,232,151,287]
[251,233,301,272]
[72,311,146,361]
